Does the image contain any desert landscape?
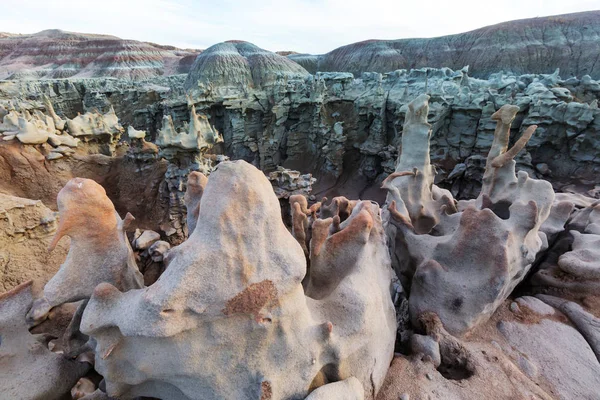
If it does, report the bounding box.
[1,7,600,400]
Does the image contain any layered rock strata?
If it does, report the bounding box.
[0,29,200,80]
[2,65,598,202]
[290,11,600,79]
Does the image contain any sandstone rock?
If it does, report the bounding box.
[498,318,600,399]
[15,116,49,144]
[532,200,600,298]
[537,295,600,361]
[515,296,555,317]
[80,389,116,400]
[1,65,599,199]
[72,377,97,399]
[305,377,364,400]
[377,303,577,399]
[26,178,143,325]
[184,41,309,91]
[0,193,67,292]
[80,160,396,399]
[383,96,562,335]
[127,125,146,139]
[268,166,316,199]
[184,171,208,236]
[156,105,222,151]
[46,152,64,160]
[134,229,160,250]
[410,334,441,368]
[148,240,170,263]
[66,106,123,141]
[0,281,90,399]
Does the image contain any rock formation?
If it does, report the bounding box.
[80,160,396,399]
[0,29,201,80]
[0,281,90,399]
[0,194,67,292]
[0,96,81,152]
[531,194,600,299]
[26,178,144,325]
[0,19,600,399]
[5,62,599,203]
[382,95,562,335]
[66,106,123,142]
[1,92,600,399]
[184,41,310,91]
[290,11,600,79]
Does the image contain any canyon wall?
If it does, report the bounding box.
[2,64,598,203]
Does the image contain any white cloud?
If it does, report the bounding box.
[0,0,597,53]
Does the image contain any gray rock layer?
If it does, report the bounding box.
[290,11,600,79]
[1,66,599,202]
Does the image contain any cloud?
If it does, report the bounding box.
[0,0,597,53]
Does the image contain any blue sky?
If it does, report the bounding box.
[0,0,598,53]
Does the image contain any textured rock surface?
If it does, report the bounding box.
[531,196,600,298]
[268,166,316,199]
[537,295,600,361]
[184,41,309,91]
[305,377,364,400]
[4,64,598,203]
[290,11,600,79]
[0,193,68,292]
[1,26,600,397]
[80,160,396,400]
[26,178,143,324]
[0,29,200,80]
[498,317,600,399]
[377,300,600,400]
[0,281,90,399]
[383,95,561,335]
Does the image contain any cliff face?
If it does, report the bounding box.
[0,30,201,80]
[290,11,600,79]
[3,65,599,203]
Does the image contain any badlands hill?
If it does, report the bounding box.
[2,11,599,81]
[0,29,201,80]
[289,11,600,79]
[184,41,310,90]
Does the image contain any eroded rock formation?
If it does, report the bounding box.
[382,95,563,335]
[290,11,600,79]
[184,41,310,91]
[0,26,599,398]
[26,177,143,325]
[0,281,90,399]
[1,92,600,399]
[79,160,395,399]
[0,29,200,80]
[0,194,67,292]
[4,63,598,203]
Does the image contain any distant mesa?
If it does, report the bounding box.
[184,41,310,90]
[288,11,600,79]
[0,29,202,80]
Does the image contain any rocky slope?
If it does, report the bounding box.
[2,95,600,399]
[289,11,600,79]
[184,41,310,90]
[4,63,598,204]
[0,29,201,80]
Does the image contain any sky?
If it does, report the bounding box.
[0,0,598,54]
